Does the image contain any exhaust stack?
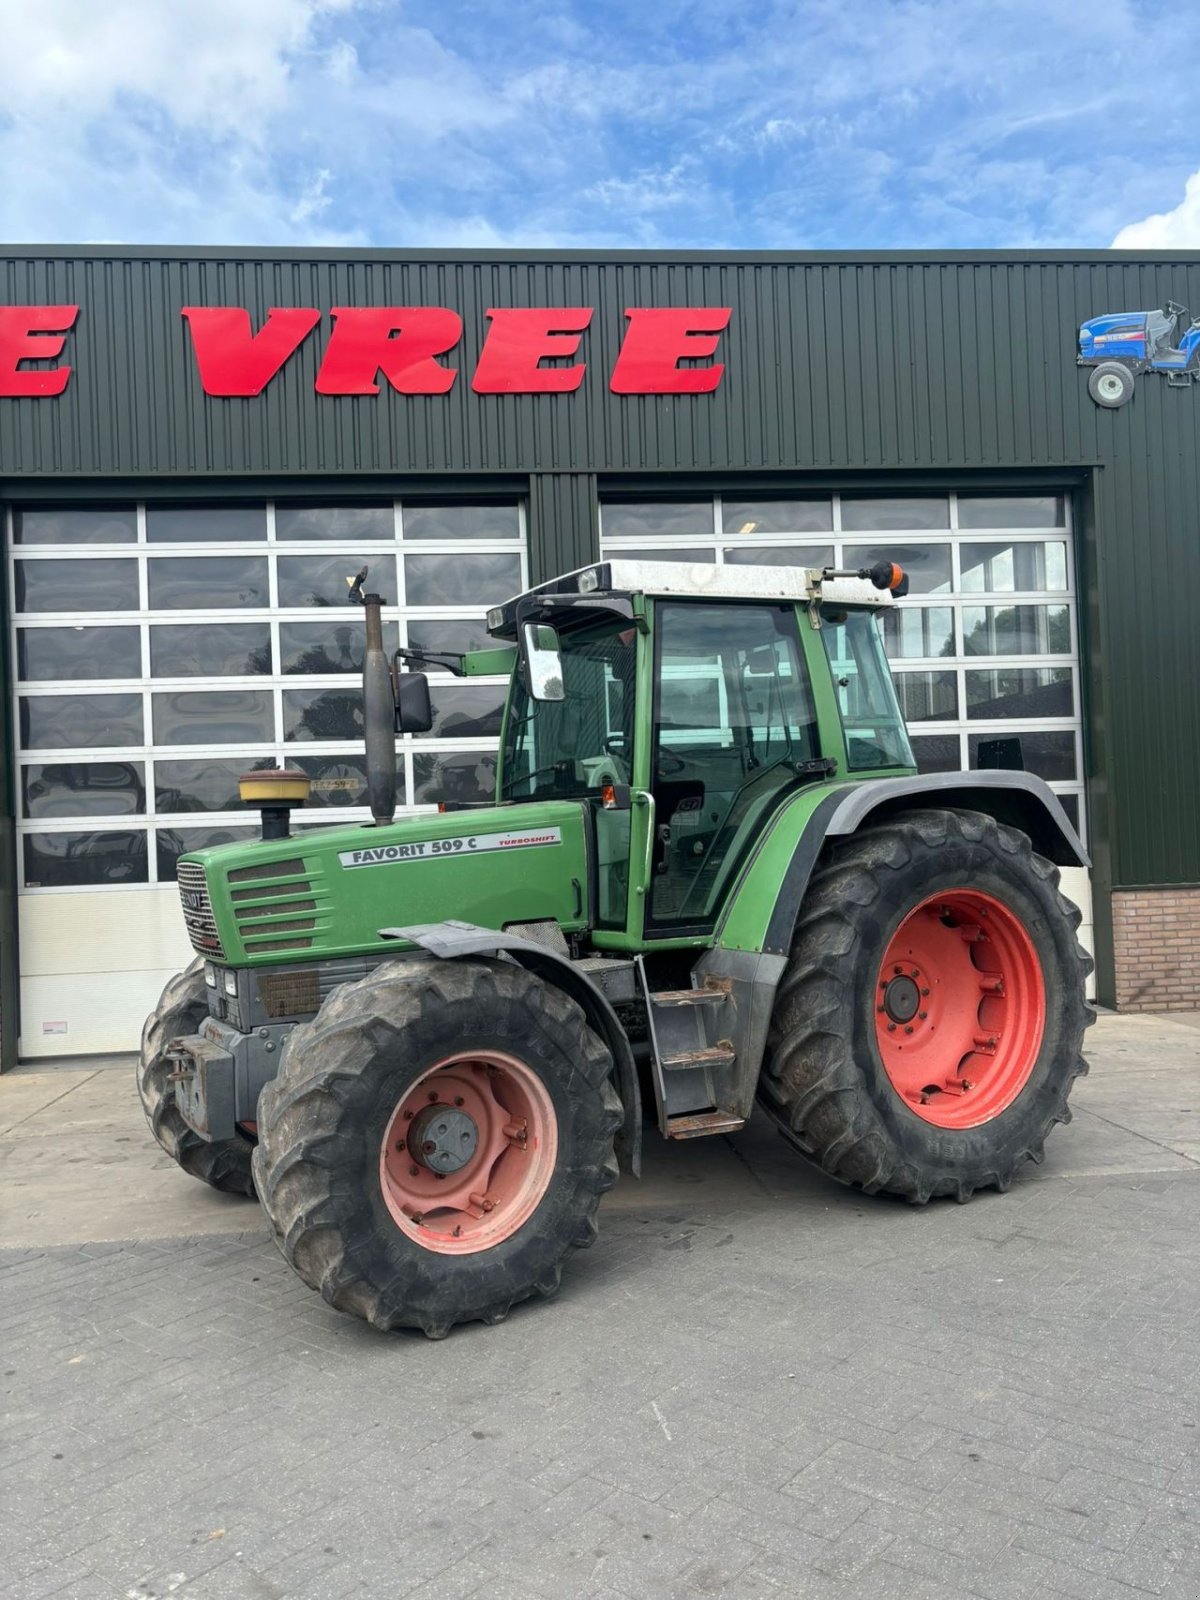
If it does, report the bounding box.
[349,566,397,827]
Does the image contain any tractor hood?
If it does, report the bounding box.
[1079,311,1148,347]
[176,800,591,967]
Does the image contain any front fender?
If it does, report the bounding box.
[379,921,641,1177]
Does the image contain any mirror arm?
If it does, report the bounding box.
[393,646,466,678]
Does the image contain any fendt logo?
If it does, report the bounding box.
[0,303,732,398]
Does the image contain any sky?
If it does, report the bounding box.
[1,0,1198,252]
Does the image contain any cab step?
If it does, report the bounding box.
[649,986,728,1008]
[660,1043,736,1072]
[666,1111,746,1139]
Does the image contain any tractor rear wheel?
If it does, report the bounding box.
[138,959,256,1196]
[252,957,622,1337]
[759,809,1093,1203]
[1088,361,1135,407]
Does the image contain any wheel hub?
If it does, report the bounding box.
[882,973,921,1024]
[408,1103,479,1175]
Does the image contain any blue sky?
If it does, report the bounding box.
[1,0,1198,250]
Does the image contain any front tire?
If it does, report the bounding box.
[1088,361,1135,407]
[759,809,1094,1203]
[253,958,621,1337]
[138,960,256,1196]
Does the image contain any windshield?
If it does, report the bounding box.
[820,608,915,771]
[500,622,638,801]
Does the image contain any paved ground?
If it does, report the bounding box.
[2,1012,1200,1600]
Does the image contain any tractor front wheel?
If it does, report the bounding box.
[138,960,256,1196]
[252,957,622,1337]
[759,809,1093,1203]
[1088,361,1136,407]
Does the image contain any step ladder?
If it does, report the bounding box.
[636,957,746,1140]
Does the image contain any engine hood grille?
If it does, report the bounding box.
[176,861,224,959]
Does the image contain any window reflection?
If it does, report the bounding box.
[15,508,137,543]
[23,762,146,819]
[146,506,266,542]
[843,543,951,594]
[155,757,275,813]
[962,605,1070,656]
[909,735,962,774]
[156,827,257,877]
[957,496,1064,529]
[16,559,138,614]
[24,830,147,887]
[407,619,514,661]
[18,626,141,681]
[279,620,398,675]
[404,553,521,607]
[965,668,1073,720]
[292,753,404,808]
[616,548,713,564]
[276,504,394,541]
[148,558,268,610]
[150,624,271,677]
[278,555,394,608]
[960,541,1067,594]
[403,504,520,540]
[723,545,832,568]
[413,751,497,805]
[893,671,957,722]
[881,607,955,659]
[841,498,949,531]
[969,731,1076,782]
[601,502,712,539]
[20,694,144,750]
[152,691,274,746]
[427,685,505,739]
[722,500,832,535]
[282,688,364,742]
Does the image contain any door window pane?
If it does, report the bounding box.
[841,497,949,531]
[15,508,137,543]
[427,684,506,739]
[16,558,138,613]
[821,611,915,770]
[965,667,1074,720]
[962,605,1071,656]
[278,554,392,609]
[881,606,955,659]
[412,751,497,806]
[275,504,394,541]
[152,691,274,746]
[723,545,833,567]
[722,499,832,535]
[404,553,521,607]
[601,502,712,540]
[969,731,1076,782]
[960,540,1068,593]
[279,619,398,675]
[148,557,268,610]
[23,762,146,819]
[957,496,1064,529]
[157,827,257,878]
[18,626,141,681]
[402,505,520,540]
[893,670,958,722]
[24,830,148,888]
[155,757,276,813]
[283,688,364,742]
[146,506,266,542]
[909,734,962,774]
[20,694,143,750]
[843,542,952,594]
[150,624,271,677]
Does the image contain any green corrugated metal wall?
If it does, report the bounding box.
[3,245,1200,1010]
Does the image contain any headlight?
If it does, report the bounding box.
[487,607,503,631]
[578,567,600,593]
[204,963,216,989]
[223,970,238,998]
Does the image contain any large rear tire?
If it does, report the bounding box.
[758,809,1093,1203]
[138,960,256,1196]
[253,957,622,1337]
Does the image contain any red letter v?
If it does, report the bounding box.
[181,307,321,396]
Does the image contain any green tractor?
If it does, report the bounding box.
[140,557,1093,1337]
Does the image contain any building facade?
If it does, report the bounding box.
[0,245,1197,1061]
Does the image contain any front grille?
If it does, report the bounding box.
[232,860,317,952]
[176,862,225,959]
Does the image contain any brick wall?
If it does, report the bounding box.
[1112,888,1200,1012]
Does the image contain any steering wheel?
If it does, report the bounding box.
[603,735,629,760]
[656,749,687,776]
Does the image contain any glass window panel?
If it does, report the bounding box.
[404,553,521,608]
[14,507,137,544]
[283,688,364,743]
[412,751,497,806]
[145,506,266,542]
[840,497,949,531]
[278,554,392,609]
[428,684,506,739]
[155,757,277,814]
[843,542,952,594]
[1057,793,1081,831]
[16,558,138,614]
[150,624,271,677]
[23,762,146,820]
[960,540,1068,594]
[275,504,394,542]
[24,830,148,888]
[148,557,268,610]
[615,547,714,564]
[292,753,405,809]
[962,604,1071,656]
[957,496,1064,529]
[20,693,143,750]
[893,670,958,723]
[966,667,1074,720]
[156,827,257,879]
[402,504,521,540]
[909,734,962,774]
[152,691,274,746]
[723,545,833,567]
[17,626,141,681]
[880,606,955,660]
[968,731,1076,782]
[600,501,712,539]
[279,619,398,675]
[722,499,832,536]
[407,619,515,661]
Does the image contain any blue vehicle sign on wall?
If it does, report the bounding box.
[1079,299,1200,407]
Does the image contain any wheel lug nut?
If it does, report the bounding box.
[887,1023,896,1033]
[403,1109,413,1121]
[921,988,930,997]
[893,965,903,975]
[904,1026,914,1035]
[409,1165,419,1177]
[454,1096,464,1107]
[427,1091,438,1102]
[919,1011,928,1020]
[877,1004,886,1013]
[911,969,919,978]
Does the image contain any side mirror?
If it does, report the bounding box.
[521,622,565,702]
[395,672,433,734]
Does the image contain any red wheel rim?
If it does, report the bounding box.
[874,889,1046,1129]
[379,1051,558,1255]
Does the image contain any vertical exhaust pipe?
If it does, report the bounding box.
[349,566,397,827]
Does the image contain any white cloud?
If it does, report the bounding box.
[1113,172,1200,248]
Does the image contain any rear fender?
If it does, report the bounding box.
[379,921,641,1176]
